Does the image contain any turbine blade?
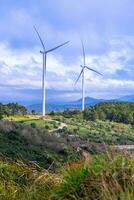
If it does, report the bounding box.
[33,25,46,51]
[46,41,69,53]
[81,39,86,65]
[75,68,84,85]
[85,66,102,76]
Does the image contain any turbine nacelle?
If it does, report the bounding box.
[40,50,45,54]
[75,65,102,85]
[80,65,102,76]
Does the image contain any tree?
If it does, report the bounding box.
[0,104,4,119]
[83,102,134,125]
[31,110,36,115]
[0,103,27,117]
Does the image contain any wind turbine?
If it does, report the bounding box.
[34,26,69,116]
[75,40,102,111]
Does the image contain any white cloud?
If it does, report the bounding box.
[0,36,134,100]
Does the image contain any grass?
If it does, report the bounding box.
[56,116,134,145]
[0,160,58,200]
[49,153,134,200]
[23,119,59,130]
[4,115,38,122]
[1,153,134,199]
[4,115,60,131]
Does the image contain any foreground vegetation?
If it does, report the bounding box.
[1,153,134,200]
[0,102,134,199]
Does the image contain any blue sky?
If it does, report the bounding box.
[0,0,134,104]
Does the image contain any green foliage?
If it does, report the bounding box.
[83,102,134,125]
[0,104,4,120]
[0,103,27,118]
[23,119,59,131]
[55,164,89,199]
[30,122,36,128]
[0,120,76,169]
[31,110,36,115]
[57,115,134,145]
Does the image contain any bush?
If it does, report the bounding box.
[45,125,50,129]
[30,123,36,128]
[0,120,76,169]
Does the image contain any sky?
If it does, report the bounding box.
[0,0,134,105]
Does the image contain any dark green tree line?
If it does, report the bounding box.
[0,103,27,119]
[83,102,134,124]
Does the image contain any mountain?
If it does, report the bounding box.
[74,97,104,105]
[27,97,107,112]
[27,95,134,113]
[117,95,134,102]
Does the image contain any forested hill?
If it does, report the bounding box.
[83,102,134,124]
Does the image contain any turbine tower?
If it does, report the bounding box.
[75,40,102,111]
[34,26,69,116]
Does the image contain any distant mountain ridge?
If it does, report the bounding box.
[27,95,134,113]
[117,95,134,102]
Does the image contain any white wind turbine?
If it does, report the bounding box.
[75,40,102,111]
[34,26,69,116]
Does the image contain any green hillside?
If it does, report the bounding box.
[0,102,134,199]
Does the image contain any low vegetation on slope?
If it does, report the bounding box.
[53,111,134,147]
[0,120,77,169]
[58,119,134,145]
[1,154,134,200]
[23,119,59,130]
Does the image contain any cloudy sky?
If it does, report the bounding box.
[0,0,134,105]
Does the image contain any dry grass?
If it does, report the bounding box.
[1,153,134,200]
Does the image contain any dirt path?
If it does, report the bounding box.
[34,115,67,132]
[49,120,67,133]
[40,117,67,132]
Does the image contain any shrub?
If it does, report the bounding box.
[45,125,50,129]
[30,123,36,128]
